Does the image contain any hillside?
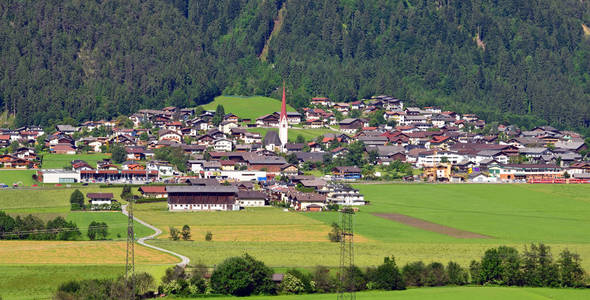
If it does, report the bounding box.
[1,0,590,133]
[202,95,295,121]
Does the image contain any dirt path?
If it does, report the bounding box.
[373,213,491,239]
[122,204,190,267]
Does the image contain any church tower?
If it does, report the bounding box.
[279,82,288,148]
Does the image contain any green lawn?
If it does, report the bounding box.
[202,95,296,121]
[168,287,590,300]
[0,264,169,300]
[41,153,111,169]
[0,187,127,214]
[0,170,37,186]
[247,127,336,142]
[67,211,153,240]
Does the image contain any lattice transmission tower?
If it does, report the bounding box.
[125,196,136,300]
[338,208,355,300]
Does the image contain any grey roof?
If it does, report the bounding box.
[237,191,267,199]
[554,140,585,150]
[166,186,237,193]
[263,131,281,146]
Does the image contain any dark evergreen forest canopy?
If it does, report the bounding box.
[2,0,590,133]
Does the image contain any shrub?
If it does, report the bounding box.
[286,269,315,293]
[312,266,336,293]
[340,266,366,292]
[181,225,191,241]
[279,273,305,294]
[402,261,426,287]
[205,231,213,241]
[469,260,482,284]
[87,221,108,240]
[372,256,405,290]
[328,222,341,242]
[69,189,84,210]
[210,254,274,296]
[447,261,468,285]
[424,262,448,287]
[169,227,180,241]
[558,249,585,287]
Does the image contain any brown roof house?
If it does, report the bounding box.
[166,186,239,211]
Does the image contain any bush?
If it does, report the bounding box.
[402,261,426,287]
[447,261,468,285]
[181,225,191,241]
[210,254,274,296]
[312,266,336,293]
[469,260,482,284]
[279,273,305,294]
[424,262,448,287]
[328,222,341,242]
[285,269,315,294]
[205,231,213,241]
[88,221,108,240]
[558,249,585,287]
[371,256,405,290]
[169,227,180,241]
[70,189,84,211]
[340,266,366,292]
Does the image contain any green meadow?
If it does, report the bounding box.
[202,95,296,121]
[41,153,111,169]
[170,287,590,300]
[0,264,169,300]
[247,127,336,142]
[138,184,590,271]
[0,170,37,186]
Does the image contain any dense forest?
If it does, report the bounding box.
[1,0,590,133]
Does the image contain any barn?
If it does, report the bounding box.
[166,186,239,211]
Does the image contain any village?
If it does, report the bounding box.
[1,89,589,212]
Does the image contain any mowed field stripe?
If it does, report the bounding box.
[373,213,491,239]
[0,240,179,264]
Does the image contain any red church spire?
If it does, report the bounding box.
[280,81,287,121]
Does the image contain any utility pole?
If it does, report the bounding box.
[338,207,355,300]
[125,196,135,300]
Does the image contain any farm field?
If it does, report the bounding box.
[0,264,170,300]
[0,170,37,186]
[170,287,590,300]
[41,153,110,169]
[139,184,590,271]
[201,95,296,121]
[247,127,336,142]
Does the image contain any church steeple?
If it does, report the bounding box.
[279,81,288,148]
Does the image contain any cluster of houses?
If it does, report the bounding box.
[1,92,590,210]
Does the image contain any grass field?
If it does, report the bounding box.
[135,184,590,271]
[247,127,336,142]
[0,170,37,186]
[202,95,296,121]
[0,264,170,300]
[169,287,590,300]
[41,153,111,169]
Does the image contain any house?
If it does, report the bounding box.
[138,186,168,198]
[86,193,115,206]
[51,143,76,154]
[320,183,366,206]
[256,114,280,127]
[310,97,332,107]
[166,186,239,211]
[214,138,233,152]
[237,191,267,207]
[55,125,78,134]
[287,192,327,211]
[263,131,282,152]
[332,166,362,180]
[158,130,182,142]
[339,119,363,134]
[146,161,175,177]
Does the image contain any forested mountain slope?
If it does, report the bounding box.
[1,0,590,133]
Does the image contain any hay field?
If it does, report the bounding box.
[0,240,178,265]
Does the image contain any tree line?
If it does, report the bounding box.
[0,211,109,241]
[56,244,584,299]
[1,0,590,134]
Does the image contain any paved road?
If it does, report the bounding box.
[121,204,190,267]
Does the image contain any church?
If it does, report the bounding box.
[263,83,289,152]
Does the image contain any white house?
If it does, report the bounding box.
[237,191,267,207]
[214,138,233,152]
